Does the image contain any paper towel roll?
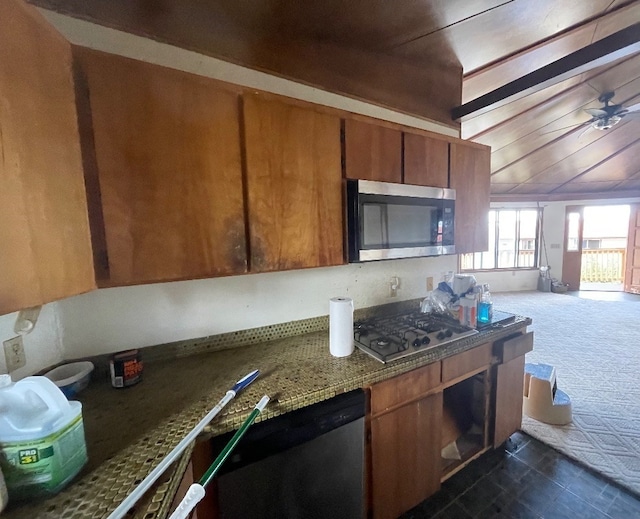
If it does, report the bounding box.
[329,297,354,358]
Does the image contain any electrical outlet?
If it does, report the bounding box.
[389,276,399,297]
[4,336,26,372]
[426,276,434,291]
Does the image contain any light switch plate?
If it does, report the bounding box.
[4,336,26,372]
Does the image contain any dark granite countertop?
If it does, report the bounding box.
[3,308,531,519]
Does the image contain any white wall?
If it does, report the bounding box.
[58,256,457,359]
[0,304,64,378]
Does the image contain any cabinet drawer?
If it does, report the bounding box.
[370,362,441,415]
[498,332,534,363]
[441,343,492,384]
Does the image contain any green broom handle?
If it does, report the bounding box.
[199,395,270,488]
[169,394,270,519]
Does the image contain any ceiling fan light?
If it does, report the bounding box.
[592,115,621,130]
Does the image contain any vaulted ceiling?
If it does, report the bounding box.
[30,0,640,201]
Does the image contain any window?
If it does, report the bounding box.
[566,212,580,252]
[460,208,541,271]
[582,239,601,250]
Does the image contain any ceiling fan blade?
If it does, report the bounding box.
[624,101,640,114]
[539,122,587,135]
[584,108,608,117]
[578,124,594,139]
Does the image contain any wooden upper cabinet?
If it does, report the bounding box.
[0,0,95,315]
[403,132,449,188]
[243,94,344,272]
[449,142,491,255]
[344,118,402,183]
[76,49,247,286]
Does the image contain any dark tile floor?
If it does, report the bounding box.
[401,432,640,519]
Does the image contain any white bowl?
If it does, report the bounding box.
[44,361,94,398]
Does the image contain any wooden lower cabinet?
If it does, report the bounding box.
[370,392,442,519]
[494,355,527,447]
[368,335,531,518]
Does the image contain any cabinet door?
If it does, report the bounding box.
[243,94,344,272]
[0,0,95,315]
[494,355,526,447]
[449,142,491,254]
[344,119,402,183]
[77,50,247,286]
[370,393,442,519]
[370,361,441,415]
[404,133,449,188]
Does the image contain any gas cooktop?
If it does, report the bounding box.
[354,312,478,364]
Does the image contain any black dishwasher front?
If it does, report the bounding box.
[210,389,365,519]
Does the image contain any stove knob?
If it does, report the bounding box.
[436,331,446,340]
[412,338,421,348]
[421,336,431,346]
[444,329,453,338]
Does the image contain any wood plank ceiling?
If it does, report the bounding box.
[31,0,640,201]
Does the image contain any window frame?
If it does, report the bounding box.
[460,207,542,272]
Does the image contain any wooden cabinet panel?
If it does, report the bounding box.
[497,332,534,363]
[77,50,247,286]
[494,355,526,447]
[370,362,441,415]
[370,393,442,519]
[442,343,492,384]
[243,94,344,272]
[449,142,491,254]
[344,118,402,183]
[0,0,95,315]
[404,133,449,188]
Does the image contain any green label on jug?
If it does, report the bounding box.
[18,449,39,465]
[0,414,88,501]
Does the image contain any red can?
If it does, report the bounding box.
[110,349,143,388]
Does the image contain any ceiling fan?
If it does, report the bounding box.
[581,91,640,132]
[543,91,640,136]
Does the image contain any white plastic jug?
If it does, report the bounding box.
[0,467,7,513]
[0,374,87,501]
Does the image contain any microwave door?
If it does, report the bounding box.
[357,197,442,261]
[362,203,388,249]
[386,203,438,248]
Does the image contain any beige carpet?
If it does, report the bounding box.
[493,291,640,496]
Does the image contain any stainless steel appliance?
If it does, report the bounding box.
[346,179,455,262]
[212,390,365,519]
[354,312,478,363]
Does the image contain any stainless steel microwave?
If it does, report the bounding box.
[346,179,455,262]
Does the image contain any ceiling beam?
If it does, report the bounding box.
[452,23,640,121]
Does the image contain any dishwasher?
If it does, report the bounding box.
[209,389,365,519]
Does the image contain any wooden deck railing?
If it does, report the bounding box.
[581,248,626,283]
